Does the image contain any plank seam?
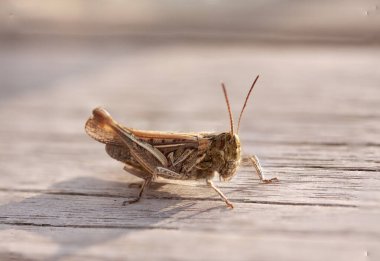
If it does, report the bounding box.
[0,188,357,208]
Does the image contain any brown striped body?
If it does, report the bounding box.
[86,112,242,181]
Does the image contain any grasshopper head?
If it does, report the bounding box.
[217,132,241,181]
[218,76,259,180]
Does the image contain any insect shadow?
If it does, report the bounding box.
[0,176,227,260]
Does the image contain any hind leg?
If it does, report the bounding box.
[123,177,153,205]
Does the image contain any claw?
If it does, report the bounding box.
[122,198,140,206]
[262,177,279,184]
[225,201,234,209]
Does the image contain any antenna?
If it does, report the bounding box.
[221,83,234,134]
[237,75,260,133]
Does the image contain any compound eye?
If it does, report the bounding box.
[227,160,235,164]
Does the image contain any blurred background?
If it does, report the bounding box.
[1,0,379,100]
[1,0,379,39]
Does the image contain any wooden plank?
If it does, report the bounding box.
[0,224,378,261]
[0,192,379,260]
[1,191,379,232]
[0,166,377,207]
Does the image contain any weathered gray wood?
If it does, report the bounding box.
[1,191,379,232]
[0,40,379,261]
[0,224,378,261]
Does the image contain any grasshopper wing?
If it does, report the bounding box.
[85,108,212,165]
[85,109,205,146]
[85,114,124,145]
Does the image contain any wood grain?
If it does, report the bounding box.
[0,40,379,260]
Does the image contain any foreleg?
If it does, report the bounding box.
[206,178,234,208]
[249,155,278,183]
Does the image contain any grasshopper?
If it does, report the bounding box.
[85,75,278,208]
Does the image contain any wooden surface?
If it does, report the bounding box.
[0,39,380,260]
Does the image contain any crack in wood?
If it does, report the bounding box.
[285,165,380,172]
[0,188,357,208]
[0,221,178,230]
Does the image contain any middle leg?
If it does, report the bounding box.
[206,179,234,208]
[123,177,153,205]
